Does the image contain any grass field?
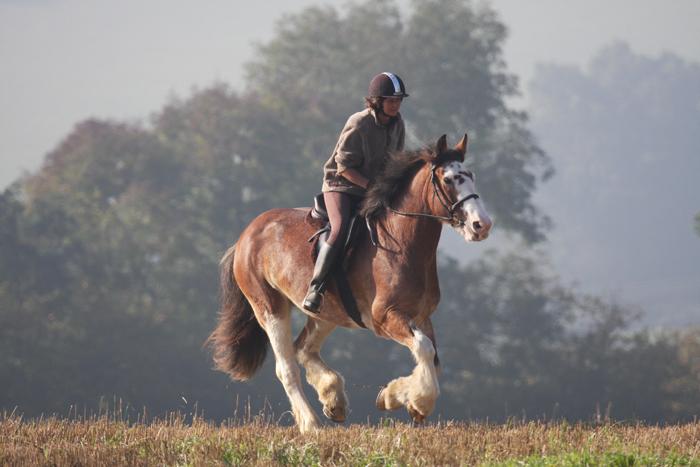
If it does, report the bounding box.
[1,413,699,466]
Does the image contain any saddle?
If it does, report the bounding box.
[308,194,366,328]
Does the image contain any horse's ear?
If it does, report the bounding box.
[455,133,468,161]
[435,134,447,156]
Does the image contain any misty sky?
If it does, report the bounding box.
[1,0,699,326]
[2,0,699,187]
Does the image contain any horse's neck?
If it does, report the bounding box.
[379,169,443,264]
[384,216,442,262]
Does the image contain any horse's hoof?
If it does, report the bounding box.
[375,388,387,411]
[407,405,426,424]
[323,404,346,423]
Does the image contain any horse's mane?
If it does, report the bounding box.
[360,149,427,219]
[359,145,465,219]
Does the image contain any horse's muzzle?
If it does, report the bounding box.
[460,217,492,242]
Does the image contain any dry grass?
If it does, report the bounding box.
[1,412,699,466]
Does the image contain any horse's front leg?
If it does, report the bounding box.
[294,317,348,423]
[375,314,440,423]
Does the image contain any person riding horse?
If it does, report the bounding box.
[303,72,409,312]
[209,100,492,431]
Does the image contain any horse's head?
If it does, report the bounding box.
[429,134,492,242]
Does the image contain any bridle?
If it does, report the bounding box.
[388,162,480,228]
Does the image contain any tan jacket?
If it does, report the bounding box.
[322,108,405,197]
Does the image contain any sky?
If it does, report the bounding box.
[1,0,699,326]
[2,0,700,188]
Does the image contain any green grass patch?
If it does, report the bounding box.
[491,451,700,467]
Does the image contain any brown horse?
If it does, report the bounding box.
[207,134,492,433]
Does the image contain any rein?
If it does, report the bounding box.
[388,163,479,228]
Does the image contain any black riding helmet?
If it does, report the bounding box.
[368,72,409,98]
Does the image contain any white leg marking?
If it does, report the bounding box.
[377,328,440,420]
[409,329,440,410]
[266,314,319,433]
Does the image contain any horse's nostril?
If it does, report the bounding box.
[473,221,482,231]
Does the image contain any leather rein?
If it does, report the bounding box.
[388,163,479,228]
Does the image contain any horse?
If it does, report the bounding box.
[207,133,492,433]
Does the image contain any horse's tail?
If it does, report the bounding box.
[206,244,268,381]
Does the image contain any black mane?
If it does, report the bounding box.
[359,148,430,219]
[359,146,465,219]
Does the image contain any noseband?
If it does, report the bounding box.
[388,163,480,228]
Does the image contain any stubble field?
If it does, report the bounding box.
[1,413,699,466]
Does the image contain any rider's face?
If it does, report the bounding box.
[382,97,402,117]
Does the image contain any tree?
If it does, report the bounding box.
[0,115,284,418]
[2,1,698,424]
[429,253,699,422]
[245,0,553,243]
[530,42,700,326]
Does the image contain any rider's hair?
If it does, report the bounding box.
[364,96,384,111]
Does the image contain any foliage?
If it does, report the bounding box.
[245,0,553,242]
[322,253,700,423]
[529,42,700,326]
[1,0,699,425]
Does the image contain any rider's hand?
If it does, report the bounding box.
[340,168,370,189]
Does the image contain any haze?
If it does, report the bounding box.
[2,0,699,326]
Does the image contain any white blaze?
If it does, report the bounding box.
[443,161,492,241]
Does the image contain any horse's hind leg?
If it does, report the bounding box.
[294,318,348,423]
[251,295,320,433]
[375,316,439,423]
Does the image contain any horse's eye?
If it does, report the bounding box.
[459,170,474,181]
[443,176,453,185]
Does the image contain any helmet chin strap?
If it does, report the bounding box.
[376,103,396,123]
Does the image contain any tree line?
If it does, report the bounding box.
[1,0,698,423]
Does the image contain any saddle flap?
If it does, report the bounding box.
[307,193,366,328]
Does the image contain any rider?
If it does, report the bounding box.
[303,72,408,313]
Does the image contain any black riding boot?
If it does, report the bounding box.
[303,240,339,313]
